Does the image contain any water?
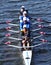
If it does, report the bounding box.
[0,0,51,65]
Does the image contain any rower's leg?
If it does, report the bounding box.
[26,40,31,50]
[22,39,26,50]
[27,41,29,48]
[23,43,26,50]
[26,38,32,50]
[27,41,29,47]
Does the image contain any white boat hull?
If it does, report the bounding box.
[23,50,32,65]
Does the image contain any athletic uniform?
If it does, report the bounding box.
[19,16,30,37]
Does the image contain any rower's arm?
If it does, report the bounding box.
[20,22,23,31]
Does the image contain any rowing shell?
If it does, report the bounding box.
[23,50,32,65]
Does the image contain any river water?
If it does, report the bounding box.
[0,0,51,65]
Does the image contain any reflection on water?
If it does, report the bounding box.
[0,0,51,65]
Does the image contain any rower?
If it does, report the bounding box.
[23,11,30,20]
[20,6,29,15]
[20,17,30,36]
[19,6,26,35]
[19,6,25,24]
[19,11,30,36]
[19,6,25,23]
[19,6,29,22]
[20,6,25,15]
[19,6,31,26]
[22,27,30,50]
[23,17,30,36]
[21,17,30,50]
[19,6,29,24]
[23,10,32,20]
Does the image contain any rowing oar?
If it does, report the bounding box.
[5,41,11,44]
[0,27,12,32]
[0,33,18,38]
[0,18,35,24]
[1,28,50,38]
[4,38,19,44]
[0,26,41,33]
[0,26,20,33]
[0,19,19,24]
[5,34,50,42]
[0,21,11,24]
[31,17,50,23]
[5,26,19,33]
[0,33,11,38]
[0,27,11,30]
[36,18,50,23]
[11,17,50,23]
[0,18,49,24]
[6,18,51,27]
[0,27,50,39]
[12,19,50,27]
[39,31,51,35]
[0,22,50,32]
[4,39,51,48]
[5,39,48,44]
[38,24,51,28]
[7,42,51,49]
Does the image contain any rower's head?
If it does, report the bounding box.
[23,11,27,16]
[23,24,28,33]
[20,6,25,13]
